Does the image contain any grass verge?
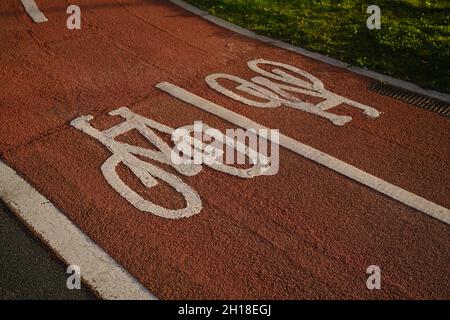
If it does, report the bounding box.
[184,0,450,94]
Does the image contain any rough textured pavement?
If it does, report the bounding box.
[0,0,449,299]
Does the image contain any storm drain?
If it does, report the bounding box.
[368,81,450,117]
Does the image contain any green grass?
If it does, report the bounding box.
[184,0,450,93]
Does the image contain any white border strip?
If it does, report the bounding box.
[157,82,450,225]
[169,0,450,103]
[21,0,48,23]
[0,160,157,300]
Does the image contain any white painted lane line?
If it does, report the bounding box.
[0,161,157,300]
[21,0,48,23]
[156,82,450,225]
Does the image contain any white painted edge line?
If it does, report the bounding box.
[21,0,48,23]
[0,160,157,300]
[157,82,450,225]
[169,0,450,103]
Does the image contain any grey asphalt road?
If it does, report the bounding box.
[0,202,95,300]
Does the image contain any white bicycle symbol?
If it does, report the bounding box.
[206,59,380,126]
[71,107,271,219]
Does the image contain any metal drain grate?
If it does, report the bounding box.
[368,81,450,117]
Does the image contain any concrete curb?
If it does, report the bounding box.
[169,0,450,103]
[0,160,157,300]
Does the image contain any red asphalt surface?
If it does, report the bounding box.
[0,0,449,299]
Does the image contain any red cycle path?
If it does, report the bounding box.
[0,0,449,299]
